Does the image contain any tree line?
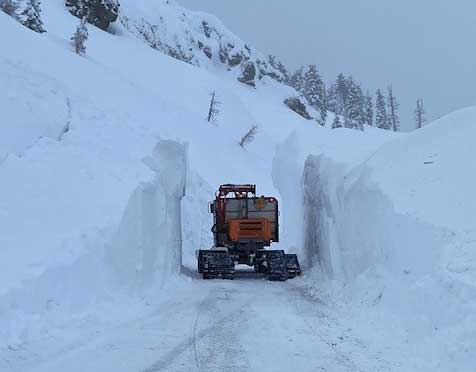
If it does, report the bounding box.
[288,63,426,131]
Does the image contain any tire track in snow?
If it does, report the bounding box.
[288,285,363,372]
[288,283,396,372]
[142,284,251,372]
[190,286,250,372]
[191,294,208,372]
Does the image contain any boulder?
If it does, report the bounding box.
[284,97,311,120]
[66,0,120,31]
[238,62,256,87]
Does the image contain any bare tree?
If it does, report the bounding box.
[239,125,258,148]
[207,91,221,124]
[415,98,426,129]
[58,96,72,141]
[387,85,400,132]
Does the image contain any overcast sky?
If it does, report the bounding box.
[178,0,476,130]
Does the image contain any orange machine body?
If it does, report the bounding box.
[228,218,272,242]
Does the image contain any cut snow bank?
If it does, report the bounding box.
[272,126,393,265]
[108,140,187,288]
[0,139,188,345]
[290,107,476,371]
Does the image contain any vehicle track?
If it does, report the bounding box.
[3,277,393,372]
[191,294,208,372]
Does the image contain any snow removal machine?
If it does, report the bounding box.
[197,184,301,281]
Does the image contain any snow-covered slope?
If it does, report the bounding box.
[0,0,392,337]
[1,1,475,370]
[118,0,288,86]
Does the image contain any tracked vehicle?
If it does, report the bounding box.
[197,184,301,281]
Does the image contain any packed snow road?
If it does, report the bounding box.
[1,274,391,372]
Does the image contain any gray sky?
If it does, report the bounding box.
[178,0,476,130]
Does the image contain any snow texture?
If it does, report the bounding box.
[0,1,475,371]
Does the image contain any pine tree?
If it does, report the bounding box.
[355,83,366,130]
[331,114,343,129]
[342,77,364,130]
[20,0,45,33]
[71,16,88,55]
[415,98,426,129]
[326,84,337,113]
[303,65,327,125]
[375,89,390,130]
[327,73,347,116]
[364,92,374,126]
[387,85,400,132]
[290,66,305,92]
[268,55,289,83]
[0,0,19,17]
[335,74,349,103]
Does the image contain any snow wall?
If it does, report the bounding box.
[108,140,187,288]
[273,122,476,370]
[0,140,188,344]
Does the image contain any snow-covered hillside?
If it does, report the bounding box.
[1,1,475,371]
[118,0,288,86]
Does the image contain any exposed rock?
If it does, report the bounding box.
[229,53,243,67]
[238,62,257,87]
[257,60,281,81]
[66,0,120,31]
[284,97,311,120]
[203,46,212,59]
[119,3,289,87]
[218,43,229,64]
[202,21,212,38]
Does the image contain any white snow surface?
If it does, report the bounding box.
[0,1,475,371]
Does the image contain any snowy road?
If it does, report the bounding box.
[1,274,392,372]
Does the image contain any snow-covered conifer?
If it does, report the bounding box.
[303,65,327,125]
[375,89,390,130]
[331,114,343,129]
[0,0,19,17]
[71,16,88,55]
[365,92,374,126]
[343,77,364,130]
[290,66,305,92]
[20,0,45,33]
